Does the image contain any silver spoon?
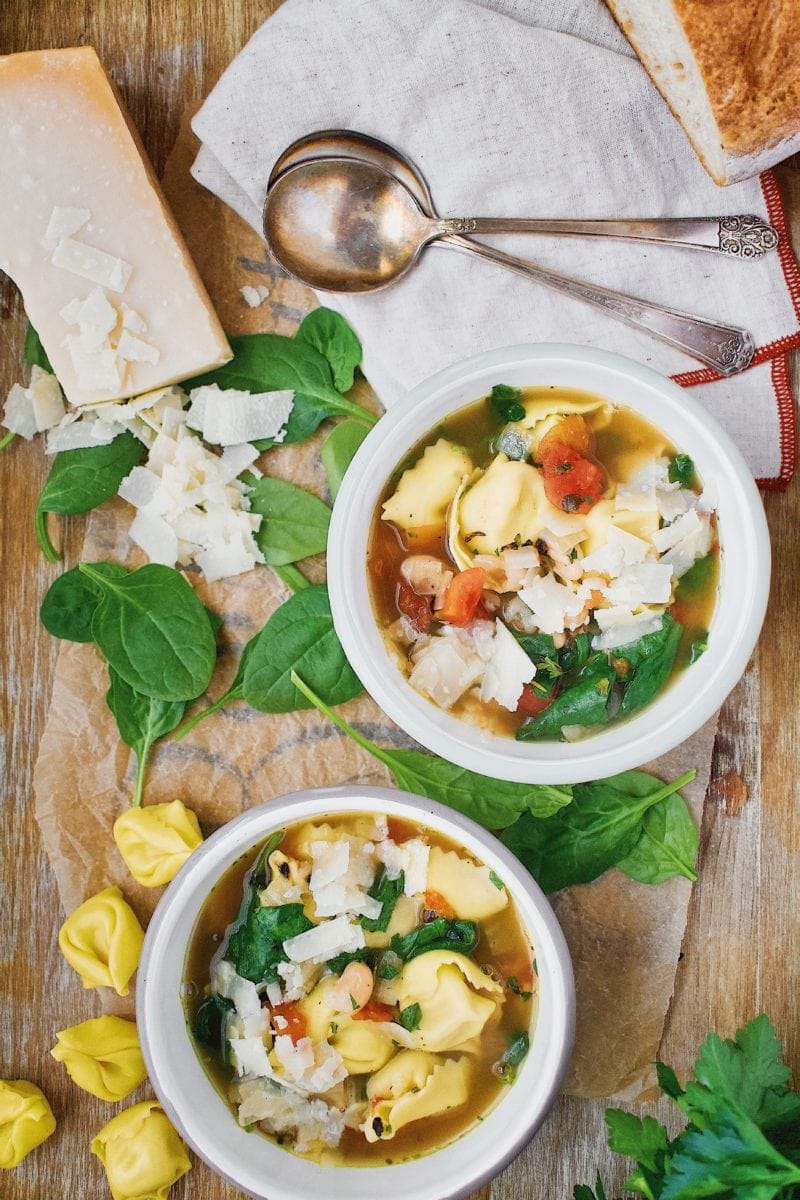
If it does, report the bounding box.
[264,139,756,375]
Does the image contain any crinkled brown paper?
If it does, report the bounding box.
[32,114,717,1101]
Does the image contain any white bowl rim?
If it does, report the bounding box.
[137,784,576,1200]
[327,342,771,783]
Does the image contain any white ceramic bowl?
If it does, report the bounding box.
[138,785,575,1200]
[328,343,770,783]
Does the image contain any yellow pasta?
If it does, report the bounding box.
[91,1101,191,1200]
[450,455,546,560]
[51,1016,146,1102]
[363,1051,470,1141]
[0,1080,55,1169]
[113,800,203,888]
[425,847,509,921]
[58,885,144,996]
[382,438,473,530]
[396,951,502,1052]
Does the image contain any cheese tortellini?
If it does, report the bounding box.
[113,800,203,887]
[0,1080,56,1169]
[58,885,144,996]
[51,1016,146,1102]
[449,455,547,564]
[426,847,509,921]
[362,1050,470,1142]
[396,951,502,1052]
[382,438,473,530]
[90,1101,191,1200]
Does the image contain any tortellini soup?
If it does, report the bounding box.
[368,386,719,742]
[184,813,536,1165]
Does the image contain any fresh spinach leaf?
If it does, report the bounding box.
[516,663,616,740]
[290,669,573,828]
[24,323,53,372]
[500,768,696,893]
[489,383,525,424]
[79,562,218,702]
[360,870,405,933]
[193,992,234,1047]
[618,615,682,718]
[326,948,374,975]
[106,668,186,807]
[321,419,370,499]
[689,632,709,663]
[515,632,558,663]
[40,562,126,642]
[187,333,375,449]
[226,902,312,984]
[242,585,362,713]
[617,791,699,884]
[558,631,592,674]
[496,1030,529,1085]
[676,553,715,601]
[295,307,362,393]
[669,453,695,487]
[246,475,331,566]
[399,1003,422,1032]
[35,431,144,561]
[390,918,477,961]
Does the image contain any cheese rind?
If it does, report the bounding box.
[0,47,232,406]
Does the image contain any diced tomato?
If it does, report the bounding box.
[423,890,456,919]
[397,580,432,632]
[516,683,556,717]
[538,414,592,458]
[473,600,494,622]
[269,1002,307,1043]
[352,1000,396,1023]
[540,442,606,514]
[437,567,487,627]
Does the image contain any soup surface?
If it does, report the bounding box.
[184,812,536,1166]
[368,386,718,742]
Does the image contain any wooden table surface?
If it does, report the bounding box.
[1,4,798,1199]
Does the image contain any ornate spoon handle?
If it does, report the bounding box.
[438,214,779,258]
[442,236,754,376]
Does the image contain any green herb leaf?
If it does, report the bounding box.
[399,1003,422,1032]
[193,993,234,1046]
[675,554,716,602]
[24,323,53,372]
[390,918,477,961]
[106,668,186,806]
[187,332,375,448]
[246,475,331,566]
[321,419,370,499]
[226,902,312,984]
[515,632,559,663]
[289,670,572,827]
[689,633,709,663]
[79,563,218,702]
[617,791,699,884]
[40,562,126,642]
[656,1061,684,1101]
[501,769,696,893]
[34,432,144,561]
[558,632,592,674]
[669,454,695,487]
[507,976,533,1001]
[489,383,525,424]
[516,663,616,740]
[295,307,363,393]
[573,1181,608,1200]
[617,614,682,719]
[496,1031,529,1084]
[242,585,361,712]
[360,870,405,933]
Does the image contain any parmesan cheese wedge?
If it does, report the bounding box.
[0,47,231,406]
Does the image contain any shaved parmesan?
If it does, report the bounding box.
[3,382,38,439]
[240,284,270,307]
[117,329,160,365]
[283,915,366,965]
[602,562,674,607]
[44,205,91,243]
[478,618,536,711]
[3,366,65,439]
[213,959,262,1019]
[52,235,133,293]
[592,607,664,651]
[517,571,585,635]
[409,634,484,709]
[187,383,293,446]
[230,1037,274,1079]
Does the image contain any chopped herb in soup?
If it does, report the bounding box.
[368,386,719,742]
[184,813,536,1166]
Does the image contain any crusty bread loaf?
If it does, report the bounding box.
[604,0,800,185]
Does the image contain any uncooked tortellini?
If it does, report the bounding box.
[362,1050,470,1141]
[396,951,502,1051]
[113,800,203,887]
[91,1101,191,1200]
[51,1016,146,1102]
[58,885,144,996]
[0,1080,56,1169]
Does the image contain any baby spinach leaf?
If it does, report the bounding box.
[187,333,375,449]
[669,453,695,487]
[500,769,696,893]
[246,475,331,566]
[193,993,234,1047]
[226,903,312,984]
[558,632,592,674]
[40,562,126,642]
[79,562,218,702]
[360,870,405,933]
[290,669,573,828]
[516,663,616,740]
[617,791,699,884]
[321,419,370,498]
[295,307,362,393]
[24,323,53,372]
[399,1003,422,1032]
[242,585,362,712]
[676,553,716,601]
[515,632,559,663]
[34,431,144,561]
[390,918,477,961]
[689,632,709,663]
[106,668,186,807]
[496,1030,530,1085]
[489,383,525,424]
[618,615,682,718]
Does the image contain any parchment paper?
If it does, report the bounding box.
[32,114,718,1101]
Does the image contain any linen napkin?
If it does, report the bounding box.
[191,0,800,487]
